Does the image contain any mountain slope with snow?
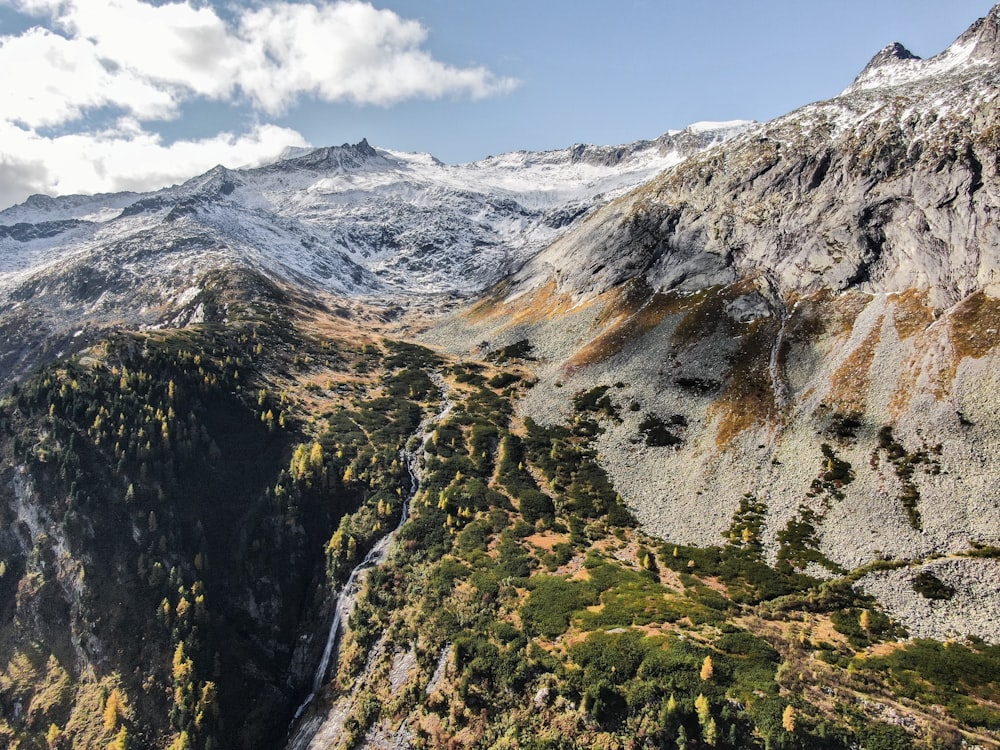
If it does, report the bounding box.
[0,123,752,382]
[426,3,1000,642]
[0,123,753,297]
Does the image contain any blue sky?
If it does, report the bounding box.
[0,0,995,208]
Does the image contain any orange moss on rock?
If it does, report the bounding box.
[466,279,589,328]
[888,365,921,417]
[710,320,779,448]
[889,291,1000,414]
[786,289,870,342]
[889,289,935,340]
[826,316,884,414]
[950,291,1000,360]
[566,287,701,369]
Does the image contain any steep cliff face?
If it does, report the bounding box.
[511,7,1000,305]
[0,283,354,748]
[426,6,1000,640]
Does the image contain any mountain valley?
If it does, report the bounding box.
[1,7,1000,750]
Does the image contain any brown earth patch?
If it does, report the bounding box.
[465,279,593,328]
[889,289,935,340]
[891,291,1000,412]
[950,290,1000,360]
[565,287,699,369]
[525,532,570,552]
[670,283,746,348]
[785,289,870,342]
[710,319,780,448]
[826,316,884,414]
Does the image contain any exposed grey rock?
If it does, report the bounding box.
[859,558,1000,642]
[424,8,1000,641]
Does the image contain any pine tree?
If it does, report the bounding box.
[103,688,124,730]
[782,704,797,733]
[703,717,718,746]
[700,654,714,681]
[46,723,62,749]
[108,726,129,750]
[695,693,710,724]
[860,608,872,633]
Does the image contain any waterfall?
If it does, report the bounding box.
[287,377,451,744]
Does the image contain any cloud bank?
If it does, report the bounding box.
[0,0,519,208]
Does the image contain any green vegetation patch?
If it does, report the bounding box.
[911,570,956,600]
[776,506,845,575]
[486,338,535,363]
[572,385,620,421]
[522,576,598,638]
[874,425,942,531]
[855,639,1000,729]
[577,555,681,629]
[638,413,686,447]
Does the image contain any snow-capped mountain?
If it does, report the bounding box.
[429,3,1000,618]
[0,123,753,299]
[846,3,1000,94]
[0,122,752,380]
[507,4,1000,307]
[4,7,1000,750]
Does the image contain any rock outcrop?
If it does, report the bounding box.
[427,5,1000,616]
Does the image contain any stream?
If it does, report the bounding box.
[287,379,451,749]
[764,273,790,412]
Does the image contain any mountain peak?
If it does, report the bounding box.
[952,2,1000,62]
[282,139,382,171]
[352,137,377,157]
[845,7,1000,94]
[848,42,922,91]
[857,42,921,78]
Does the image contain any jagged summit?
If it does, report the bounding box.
[846,4,1000,93]
[854,41,921,81]
[279,138,386,172]
[952,1,1000,61]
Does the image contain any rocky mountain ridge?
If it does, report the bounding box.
[507,7,1000,305]
[0,122,752,383]
[1,6,1000,750]
[0,121,753,297]
[425,3,1000,640]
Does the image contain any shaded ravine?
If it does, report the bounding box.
[764,272,790,414]
[287,376,452,750]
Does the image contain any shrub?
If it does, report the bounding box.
[521,576,597,637]
[519,489,556,524]
[638,413,683,447]
[912,570,956,600]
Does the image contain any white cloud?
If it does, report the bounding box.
[234,2,519,110]
[0,27,177,127]
[0,0,518,207]
[7,0,518,118]
[36,0,244,101]
[0,120,309,208]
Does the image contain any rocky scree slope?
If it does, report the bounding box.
[426,5,1000,641]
